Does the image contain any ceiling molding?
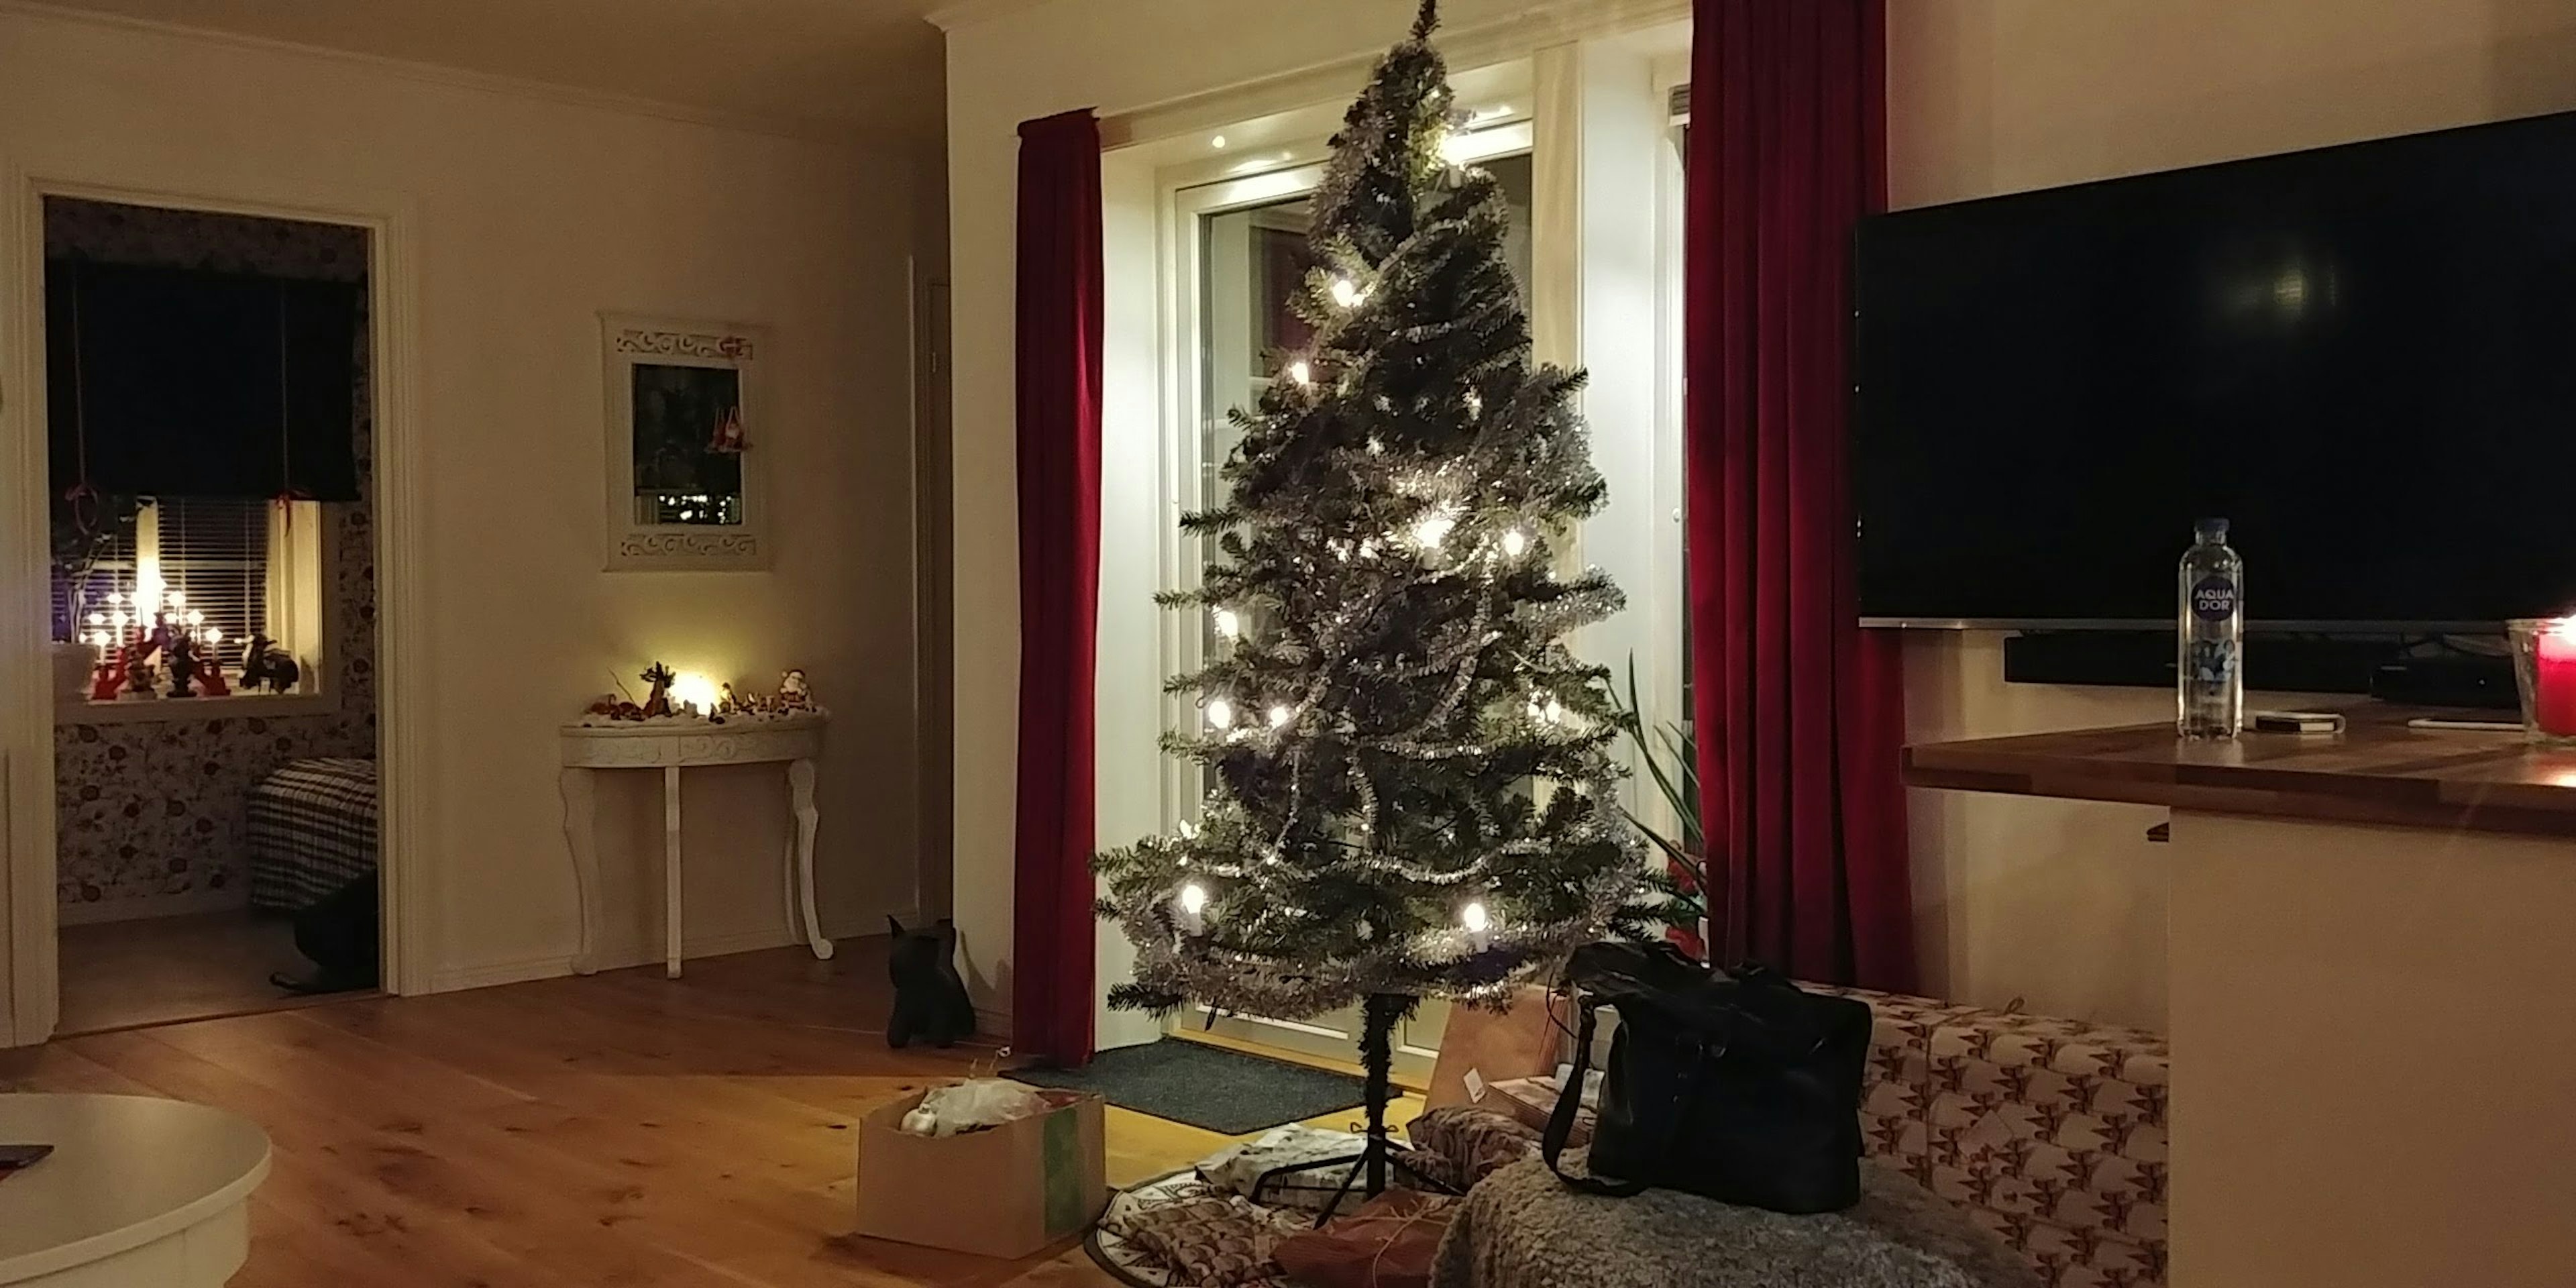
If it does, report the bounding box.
[926,0,1057,34]
[0,0,891,149]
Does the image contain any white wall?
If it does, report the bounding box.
[944,0,2576,1035]
[0,4,940,1001]
[1887,0,2576,1030]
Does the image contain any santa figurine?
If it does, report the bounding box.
[777,669,814,712]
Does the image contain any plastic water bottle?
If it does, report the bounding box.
[2178,518,2244,740]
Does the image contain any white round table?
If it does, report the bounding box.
[0,1094,270,1287]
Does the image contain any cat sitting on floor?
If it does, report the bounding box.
[887,916,977,1049]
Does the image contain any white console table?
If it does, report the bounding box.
[558,713,830,978]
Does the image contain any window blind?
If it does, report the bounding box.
[151,497,268,659]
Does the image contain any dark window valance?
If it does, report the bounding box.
[45,258,360,502]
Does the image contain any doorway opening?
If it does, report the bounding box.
[42,196,382,1036]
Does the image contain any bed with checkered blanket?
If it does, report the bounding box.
[247,757,378,913]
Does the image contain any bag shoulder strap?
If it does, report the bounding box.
[1541,995,1649,1197]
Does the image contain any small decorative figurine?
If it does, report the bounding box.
[239,635,301,694]
[89,649,129,702]
[885,917,977,1049]
[716,682,742,715]
[165,633,199,698]
[778,668,814,711]
[192,649,231,696]
[640,663,678,718]
[708,405,747,455]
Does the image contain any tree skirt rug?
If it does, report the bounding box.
[1087,1169,1299,1288]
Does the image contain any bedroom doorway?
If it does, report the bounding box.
[39,195,384,1036]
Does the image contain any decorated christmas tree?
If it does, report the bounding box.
[1094,0,1647,1194]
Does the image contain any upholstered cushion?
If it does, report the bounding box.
[1819,986,2169,1288]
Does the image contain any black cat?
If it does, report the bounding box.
[886,916,977,1049]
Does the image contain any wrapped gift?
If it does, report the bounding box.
[1403,1106,1543,1191]
[1274,1190,1458,1288]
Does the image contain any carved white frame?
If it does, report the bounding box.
[600,313,772,570]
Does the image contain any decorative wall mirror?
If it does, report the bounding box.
[600,314,771,570]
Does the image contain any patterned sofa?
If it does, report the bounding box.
[1821,987,2169,1288]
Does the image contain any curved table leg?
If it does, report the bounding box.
[664,764,684,979]
[790,758,833,960]
[559,767,600,975]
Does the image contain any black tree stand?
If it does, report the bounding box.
[1250,994,1455,1224]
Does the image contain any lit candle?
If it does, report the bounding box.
[2538,619,2576,737]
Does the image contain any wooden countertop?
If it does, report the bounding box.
[1903,706,2576,838]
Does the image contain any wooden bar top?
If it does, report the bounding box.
[1904,706,2576,839]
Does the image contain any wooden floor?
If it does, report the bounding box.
[3,938,1417,1287]
[56,910,360,1036]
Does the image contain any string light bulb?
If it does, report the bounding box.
[1287,360,1314,387]
[1410,505,1458,552]
[1205,696,1236,730]
[1175,880,1211,935]
[1212,606,1242,640]
[1460,900,1491,934]
[1330,277,1366,308]
[1268,704,1294,729]
[1501,528,1529,559]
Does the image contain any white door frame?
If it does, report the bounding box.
[0,164,435,1046]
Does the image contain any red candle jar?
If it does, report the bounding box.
[2514,618,2576,742]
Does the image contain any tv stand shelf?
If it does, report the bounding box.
[1904,703,2571,837]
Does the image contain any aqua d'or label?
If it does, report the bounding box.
[2178,519,2244,740]
[2190,575,2237,623]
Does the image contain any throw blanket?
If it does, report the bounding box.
[247,757,378,912]
[1432,1159,2043,1288]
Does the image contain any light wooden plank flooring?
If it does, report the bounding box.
[56,909,361,1036]
[3,938,1417,1287]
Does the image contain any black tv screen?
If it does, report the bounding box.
[1854,110,2576,629]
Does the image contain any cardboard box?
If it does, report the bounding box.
[853,1085,1107,1260]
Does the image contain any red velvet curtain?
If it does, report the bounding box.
[1685,0,1916,992]
[1012,109,1104,1065]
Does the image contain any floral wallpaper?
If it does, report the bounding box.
[49,198,377,916]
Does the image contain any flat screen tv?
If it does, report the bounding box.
[1854,109,2576,629]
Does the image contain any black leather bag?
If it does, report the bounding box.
[1542,940,1873,1214]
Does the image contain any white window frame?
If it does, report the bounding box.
[1157,122,1538,841]
[56,495,336,723]
[1148,123,1536,1075]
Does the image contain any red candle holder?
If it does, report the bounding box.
[2510,618,2576,744]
